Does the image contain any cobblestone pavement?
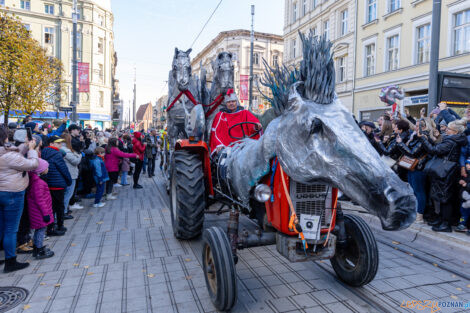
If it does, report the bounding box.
[1,173,470,313]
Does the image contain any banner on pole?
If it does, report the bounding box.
[239,75,249,100]
[78,62,89,93]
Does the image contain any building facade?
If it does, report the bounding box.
[191,29,284,113]
[0,0,116,129]
[135,102,152,131]
[283,0,357,111]
[354,0,470,120]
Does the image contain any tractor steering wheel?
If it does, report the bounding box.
[228,122,261,140]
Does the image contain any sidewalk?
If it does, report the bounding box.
[340,201,470,250]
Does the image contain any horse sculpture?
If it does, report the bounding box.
[220,33,417,231]
[166,48,201,147]
[202,51,234,139]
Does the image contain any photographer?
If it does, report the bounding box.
[0,126,39,272]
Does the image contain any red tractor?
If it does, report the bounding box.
[169,122,379,311]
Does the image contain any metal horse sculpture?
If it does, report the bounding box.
[220,34,417,231]
[201,51,234,139]
[166,48,201,147]
[379,85,405,116]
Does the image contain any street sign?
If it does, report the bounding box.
[59,106,73,112]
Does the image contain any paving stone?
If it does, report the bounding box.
[325,302,355,313]
[309,290,338,305]
[290,293,319,308]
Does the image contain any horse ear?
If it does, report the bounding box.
[174,47,179,56]
[286,82,304,112]
[185,48,192,55]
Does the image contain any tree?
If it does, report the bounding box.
[0,12,63,124]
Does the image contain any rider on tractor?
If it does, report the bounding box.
[209,89,262,156]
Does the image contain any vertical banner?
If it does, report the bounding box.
[78,62,89,93]
[239,75,249,100]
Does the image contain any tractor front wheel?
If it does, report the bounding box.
[170,150,205,239]
[202,227,237,311]
[330,214,378,287]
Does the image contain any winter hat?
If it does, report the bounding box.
[430,108,441,115]
[359,121,376,129]
[25,122,37,131]
[34,158,49,175]
[439,120,447,126]
[466,159,470,166]
[13,129,27,143]
[8,122,17,129]
[224,89,238,103]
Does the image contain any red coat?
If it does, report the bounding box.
[105,147,137,173]
[132,132,146,161]
[210,108,261,154]
[27,172,54,229]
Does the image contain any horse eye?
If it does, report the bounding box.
[310,118,322,134]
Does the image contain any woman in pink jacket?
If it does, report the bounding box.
[104,138,137,201]
[27,158,54,259]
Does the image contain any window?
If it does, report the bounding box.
[416,24,431,64]
[337,57,346,82]
[453,9,470,55]
[76,7,83,20]
[23,24,30,31]
[312,0,318,9]
[97,14,104,27]
[293,2,297,22]
[20,0,30,10]
[292,39,297,58]
[44,27,54,45]
[70,32,82,60]
[98,64,104,82]
[45,4,54,15]
[323,20,329,40]
[367,0,377,23]
[0,0,5,7]
[99,91,104,107]
[311,26,318,38]
[273,55,278,66]
[388,0,400,13]
[98,37,104,54]
[302,0,307,16]
[364,43,375,76]
[341,10,348,36]
[386,35,399,71]
[253,52,259,65]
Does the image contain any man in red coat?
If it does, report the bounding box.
[132,132,146,189]
[210,89,261,156]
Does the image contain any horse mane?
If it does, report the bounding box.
[259,32,335,120]
[258,59,299,116]
[299,32,335,104]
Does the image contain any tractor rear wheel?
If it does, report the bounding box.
[330,214,378,287]
[170,150,205,239]
[202,227,237,311]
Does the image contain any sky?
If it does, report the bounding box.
[112,0,284,118]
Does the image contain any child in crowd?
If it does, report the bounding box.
[90,147,109,208]
[27,159,54,259]
[457,159,470,233]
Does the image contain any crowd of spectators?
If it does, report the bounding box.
[0,116,161,273]
[359,102,470,234]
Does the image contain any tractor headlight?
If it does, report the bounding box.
[254,184,271,202]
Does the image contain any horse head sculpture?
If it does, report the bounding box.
[224,33,417,231]
[172,48,192,91]
[210,51,234,97]
[379,85,404,106]
[167,48,200,145]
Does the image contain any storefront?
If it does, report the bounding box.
[358,95,428,122]
[8,111,111,129]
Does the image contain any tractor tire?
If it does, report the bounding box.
[202,227,237,311]
[330,214,379,287]
[170,150,205,239]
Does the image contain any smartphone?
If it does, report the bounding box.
[26,127,33,141]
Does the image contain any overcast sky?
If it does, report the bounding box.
[113,0,284,117]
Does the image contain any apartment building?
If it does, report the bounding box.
[1,0,116,129]
[283,0,357,111]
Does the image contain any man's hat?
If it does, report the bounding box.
[49,135,65,143]
[359,121,376,129]
[25,122,37,131]
[224,88,238,103]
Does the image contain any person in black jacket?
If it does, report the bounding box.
[419,119,468,232]
[41,136,72,236]
[395,119,429,223]
[68,124,84,153]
